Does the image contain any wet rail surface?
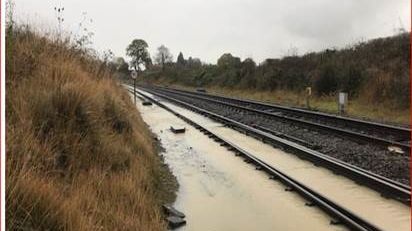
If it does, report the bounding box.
[129,87,410,231]
[132,85,410,185]
[133,92,349,231]
[126,85,410,204]
[152,86,411,151]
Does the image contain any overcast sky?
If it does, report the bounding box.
[12,0,410,63]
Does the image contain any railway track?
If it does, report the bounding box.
[152,86,411,152]
[131,87,404,231]
[127,85,410,204]
[133,85,410,185]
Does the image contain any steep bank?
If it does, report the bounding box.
[6,26,176,230]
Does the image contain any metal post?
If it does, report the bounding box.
[134,78,136,104]
[305,87,312,109]
[338,92,348,114]
[131,70,138,104]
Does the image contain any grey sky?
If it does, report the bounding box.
[13,0,410,63]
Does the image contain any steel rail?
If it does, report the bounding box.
[135,86,410,204]
[149,86,410,152]
[132,88,385,231]
[139,86,411,191]
[125,85,409,191]
[158,85,410,135]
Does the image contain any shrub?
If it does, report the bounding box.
[142,33,410,110]
[314,65,339,95]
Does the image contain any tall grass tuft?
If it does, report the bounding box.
[6,25,171,230]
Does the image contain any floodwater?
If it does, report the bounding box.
[134,92,345,231]
[133,90,410,231]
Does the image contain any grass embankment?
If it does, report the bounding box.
[141,32,410,125]
[161,83,410,125]
[6,27,176,230]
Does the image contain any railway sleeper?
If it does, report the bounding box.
[243,158,252,164]
[330,219,343,226]
[226,146,236,151]
[268,175,278,180]
[305,201,316,207]
[284,187,294,192]
[139,87,411,207]
[165,87,411,152]
[213,137,222,142]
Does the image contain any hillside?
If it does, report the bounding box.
[6,26,175,230]
[141,32,410,124]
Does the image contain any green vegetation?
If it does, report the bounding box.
[175,85,410,124]
[140,33,410,124]
[6,25,175,230]
[126,39,152,72]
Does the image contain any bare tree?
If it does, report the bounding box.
[154,45,173,71]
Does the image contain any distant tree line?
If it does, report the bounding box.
[114,33,409,109]
[138,32,409,109]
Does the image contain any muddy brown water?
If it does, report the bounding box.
[133,90,410,231]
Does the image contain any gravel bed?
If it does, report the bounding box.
[156,90,410,185]
[163,89,410,144]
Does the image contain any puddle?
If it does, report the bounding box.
[133,92,348,231]
[144,92,410,231]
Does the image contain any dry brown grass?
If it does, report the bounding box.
[6,27,171,230]
[166,84,410,125]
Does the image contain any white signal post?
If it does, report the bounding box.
[338,92,348,114]
[131,70,138,104]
